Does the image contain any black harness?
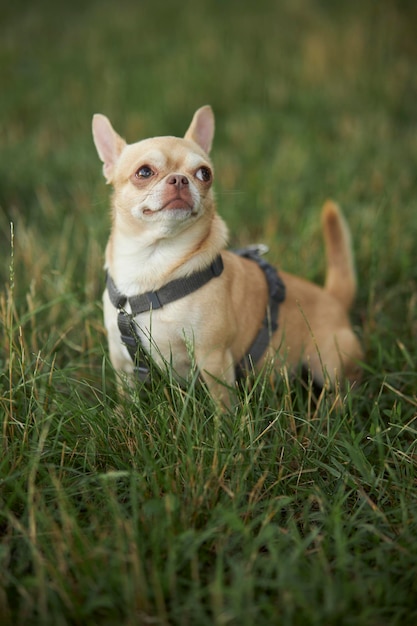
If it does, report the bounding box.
[106,246,286,381]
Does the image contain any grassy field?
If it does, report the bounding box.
[1,0,417,624]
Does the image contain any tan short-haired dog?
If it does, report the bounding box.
[92,106,363,405]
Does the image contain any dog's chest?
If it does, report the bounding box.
[129,302,198,377]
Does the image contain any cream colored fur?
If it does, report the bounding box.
[92,106,363,405]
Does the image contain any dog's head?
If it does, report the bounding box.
[92,106,216,237]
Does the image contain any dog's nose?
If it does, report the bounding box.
[167,174,189,188]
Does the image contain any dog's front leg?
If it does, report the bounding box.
[196,348,236,409]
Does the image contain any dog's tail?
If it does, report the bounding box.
[322,200,357,311]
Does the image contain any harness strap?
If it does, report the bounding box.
[116,308,152,382]
[233,246,286,376]
[107,255,224,381]
[107,255,224,316]
[106,247,286,383]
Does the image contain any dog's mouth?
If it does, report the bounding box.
[162,198,193,211]
[143,197,194,215]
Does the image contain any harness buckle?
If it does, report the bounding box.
[246,243,269,256]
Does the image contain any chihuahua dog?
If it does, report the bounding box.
[92,106,363,405]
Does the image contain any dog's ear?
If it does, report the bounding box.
[92,114,126,184]
[184,105,215,154]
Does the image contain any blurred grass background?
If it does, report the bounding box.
[1,0,417,624]
[1,0,417,355]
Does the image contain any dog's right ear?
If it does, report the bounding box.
[92,114,126,184]
[184,105,215,154]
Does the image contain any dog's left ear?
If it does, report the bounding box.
[184,105,215,154]
[92,114,126,184]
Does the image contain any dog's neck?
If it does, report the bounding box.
[105,211,229,296]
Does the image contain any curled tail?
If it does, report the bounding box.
[321,200,357,311]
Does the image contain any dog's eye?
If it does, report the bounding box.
[195,166,212,183]
[135,165,154,179]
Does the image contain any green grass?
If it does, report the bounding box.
[1,0,417,624]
